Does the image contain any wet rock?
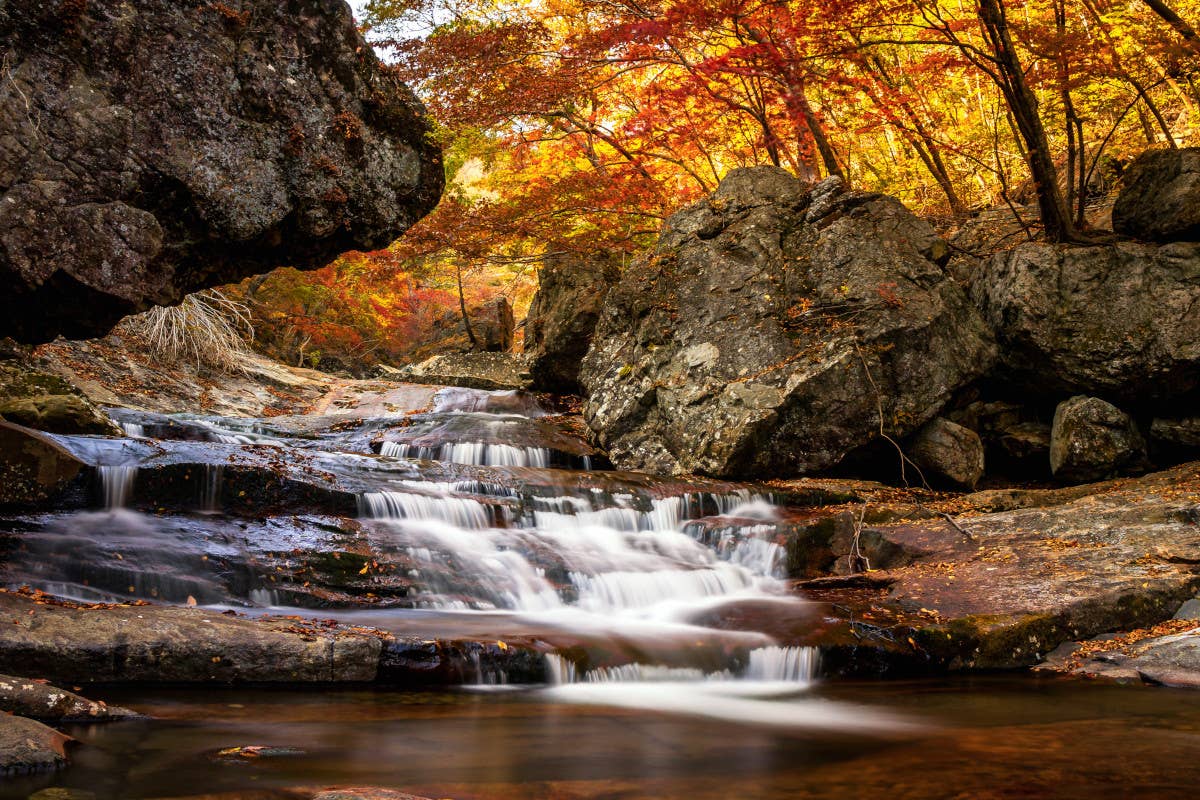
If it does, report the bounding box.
[1113,147,1200,241]
[582,167,995,477]
[909,418,985,489]
[401,353,531,391]
[209,745,307,763]
[970,240,1200,402]
[1050,396,1148,483]
[0,713,70,775]
[0,591,383,683]
[0,674,138,721]
[0,0,442,344]
[525,252,621,393]
[0,422,87,507]
[0,363,119,435]
[804,462,1200,674]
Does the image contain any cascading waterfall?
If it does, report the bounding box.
[381,440,552,468]
[97,465,138,509]
[15,386,864,730]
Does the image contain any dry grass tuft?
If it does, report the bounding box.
[118,289,255,373]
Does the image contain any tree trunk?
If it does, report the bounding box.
[456,262,477,349]
[1143,0,1200,58]
[978,0,1080,242]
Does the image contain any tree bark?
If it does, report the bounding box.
[978,0,1080,242]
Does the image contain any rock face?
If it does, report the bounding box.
[909,418,985,489]
[581,168,995,477]
[1113,147,1200,241]
[0,0,443,343]
[1050,396,1148,483]
[970,240,1200,403]
[525,252,621,393]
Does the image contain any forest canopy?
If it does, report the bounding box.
[240,0,1200,370]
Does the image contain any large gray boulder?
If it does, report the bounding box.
[525,252,620,393]
[581,168,996,477]
[1113,147,1200,241]
[909,417,985,489]
[971,241,1200,402]
[0,0,443,343]
[1050,396,1148,483]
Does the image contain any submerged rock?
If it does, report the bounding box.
[1050,396,1148,483]
[0,0,442,343]
[582,168,995,477]
[525,252,621,393]
[908,417,985,489]
[970,240,1200,403]
[0,713,70,775]
[1113,147,1200,241]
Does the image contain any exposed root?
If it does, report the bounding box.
[117,289,255,373]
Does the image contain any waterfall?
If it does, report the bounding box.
[199,465,223,512]
[358,491,493,529]
[381,441,552,468]
[544,645,819,685]
[97,465,138,509]
[119,422,145,438]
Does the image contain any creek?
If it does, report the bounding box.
[4,386,1197,797]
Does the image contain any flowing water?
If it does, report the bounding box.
[5,386,1194,797]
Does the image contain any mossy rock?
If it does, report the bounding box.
[0,363,119,435]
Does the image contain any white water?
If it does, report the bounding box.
[381,440,552,468]
[97,465,138,509]
[200,465,224,512]
[119,421,145,438]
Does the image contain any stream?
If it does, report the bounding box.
[4,386,1200,797]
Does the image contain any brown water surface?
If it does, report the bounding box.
[7,676,1200,799]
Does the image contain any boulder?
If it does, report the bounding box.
[408,297,515,359]
[0,0,443,343]
[402,353,531,391]
[0,362,119,435]
[1050,396,1148,483]
[0,713,70,775]
[970,240,1200,403]
[525,252,621,393]
[1151,417,1200,449]
[0,422,87,507]
[909,418,985,489]
[1113,147,1200,241]
[581,168,996,477]
[471,297,515,353]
